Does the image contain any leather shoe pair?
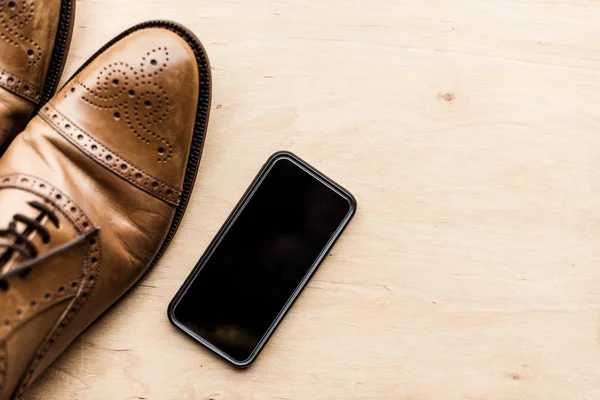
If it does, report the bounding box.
[0,2,211,398]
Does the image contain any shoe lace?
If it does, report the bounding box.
[0,201,98,290]
[0,201,59,261]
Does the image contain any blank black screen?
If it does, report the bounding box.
[173,157,351,362]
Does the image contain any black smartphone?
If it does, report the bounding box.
[168,151,356,367]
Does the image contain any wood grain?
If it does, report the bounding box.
[23,0,600,399]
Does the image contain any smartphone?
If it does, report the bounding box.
[168,151,356,367]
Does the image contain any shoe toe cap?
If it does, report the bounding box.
[48,27,206,193]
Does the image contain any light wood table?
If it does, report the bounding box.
[24,0,600,399]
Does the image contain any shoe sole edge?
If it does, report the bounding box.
[38,0,76,108]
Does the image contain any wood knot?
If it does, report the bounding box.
[439,92,455,103]
[508,372,522,380]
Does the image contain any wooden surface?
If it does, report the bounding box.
[24,0,600,399]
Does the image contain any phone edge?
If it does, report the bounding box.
[167,150,357,368]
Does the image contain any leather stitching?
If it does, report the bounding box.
[0,66,41,103]
[0,174,102,396]
[40,104,181,206]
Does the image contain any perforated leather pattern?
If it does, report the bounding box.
[0,0,42,63]
[0,173,102,396]
[67,46,175,163]
[40,104,182,206]
[0,67,41,103]
[0,0,44,102]
[0,174,100,340]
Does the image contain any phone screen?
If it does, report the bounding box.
[170,154,354,365]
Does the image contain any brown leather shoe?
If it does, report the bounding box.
[0,20,211,398]
[0,0,75,155]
